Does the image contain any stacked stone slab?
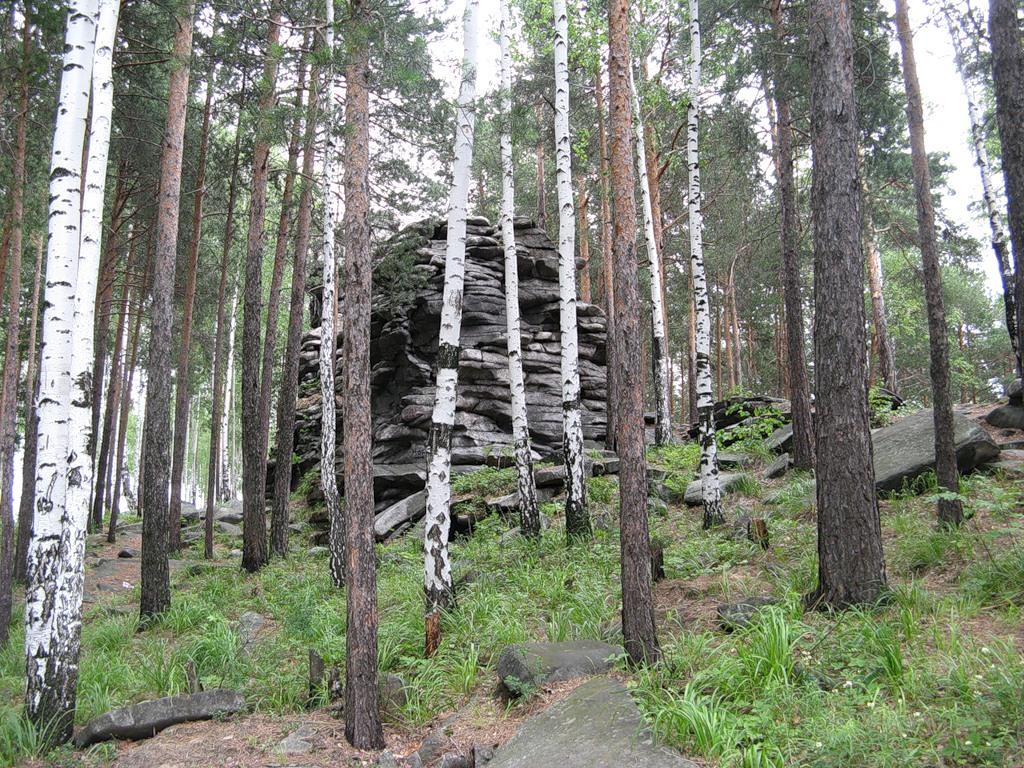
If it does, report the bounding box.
[281,216,608,512]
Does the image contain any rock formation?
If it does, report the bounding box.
[279,216,608,512]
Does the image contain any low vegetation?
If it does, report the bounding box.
[0,446,1021,767]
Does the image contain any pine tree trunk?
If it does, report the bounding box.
[271,57,320,558]
[576,179,591,302]
[241,8,282,575]
[204,114,243,559]
[169,74,213,552]
[687,0,722,529]
[765,0,814,469]
[808,0,886,608]
[0,11,31,643]
[595,67,617,451]
[424,0,480,627]
[630,68,672,446]
[15,234,44,582]
[609,0,660,667]
[342,9,384,744]
[141,0,194,621]
[895,0,963,528]
[500,0,540,538]
[24,0,97,741]
[536,99,547,232]
[980,1,1023,375]
[554,0,590,540]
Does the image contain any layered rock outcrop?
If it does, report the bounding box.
[282,216,608,510]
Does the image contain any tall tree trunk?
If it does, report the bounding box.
[169,73,214,552]
[424,0,479,640]
[241,8,282,575]
[92,227,137,534]
[766,0,814,469]
[945,9,1016,368]
[895,0,963,528]
[0,10,31,644]
[595,67,617,451]
[609,0,660,667]
[859,149,898,394]
[15,234,44,582]
[141,0,194,621]
[988,0,1024,377]
[535,99,547,232]
[687,0,722,529]
[271,57,320,558]
[554,0,590,541]
[730,262,743,389]
[630,68,672,446]
[808,0,886,608]
[24,0,97,742]
[68,0,119,542]
[499,0,540,538]
[220,289,239,502]
[204,112,243,559]
[108,257,149,541]
[342,7,384,745]
[687,262,698,425]
[576,179,591,302]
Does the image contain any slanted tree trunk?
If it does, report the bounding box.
[424,0,480,640]
[500,0,539,538]
[686,0,722,529]
[595,67,617,451]
[271,57,320,558]
[0,11,31,643]
[808,0,886,608]
[945,7,1016,370]
[630,67,672,446]
[24,0,97,742]
[609,0,660,667]
[895,0,963,528]
[241,8,282,575]
[141,0,194,621]
[15,234,44,582]
[553,0,590,540]
[861,173,898,393]
[342,6,384,745]
[169,73,213,552]
[320,0,344,589]
[68,0,119,542]
[989,0,1024,378]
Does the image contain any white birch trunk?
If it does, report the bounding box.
[944,7,1017,370]
[220,288,238,501]
[321,0,344,588]
[25,0,98,739]
[69,0,120,530]
[499,0,539,537]
[629,67,672,446]
[553,0,589,539]
[424,0,479,613]
[686,0,722,528]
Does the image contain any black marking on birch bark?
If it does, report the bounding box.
[436,342,461,369]
[427,421,453,454]
[563,394,581,411]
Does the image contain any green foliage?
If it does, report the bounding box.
[868,386,898,428]
[450,466,518,497]
[718,405,786,452]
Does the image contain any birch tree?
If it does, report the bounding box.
[321,0,344,588]
[944,6,1017,372]
[686,0,722,529]
[499,0,539,537]
[423,0,479,654]
[67,0,120,534]
[24,0,97,741]
[629,67,671,447]
[553,0,590,540]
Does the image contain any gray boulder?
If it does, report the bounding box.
[487,677,696,768]
[984,404,1024,431]
[763,453,791,480]
[497,640,621,692]
[764,425,793,454]
[74,689,245,747]
[872,409,1000,493]
[683,473,748,506]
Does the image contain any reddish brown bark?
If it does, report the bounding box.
[595,67,617,450]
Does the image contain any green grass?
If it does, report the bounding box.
[0,461,1022,766]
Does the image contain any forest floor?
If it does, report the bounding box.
[2,402,1024,768]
